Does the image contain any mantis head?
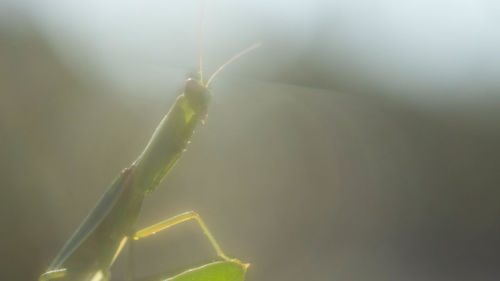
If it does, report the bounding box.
[184,77,211,121]
[183,42,261,122]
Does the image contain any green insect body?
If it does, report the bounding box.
[39,41,260,281]
[133,79,210,193]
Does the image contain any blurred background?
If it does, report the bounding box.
[1,0,500,280]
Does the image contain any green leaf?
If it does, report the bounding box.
[164,260,249,281]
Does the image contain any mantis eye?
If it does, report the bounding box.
[185,78,205,97]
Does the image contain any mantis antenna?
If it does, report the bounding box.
[205,42,262,87]
[197,1,261,87]
[199,1,206,85]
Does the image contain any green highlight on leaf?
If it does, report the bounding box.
[164,260,249,281]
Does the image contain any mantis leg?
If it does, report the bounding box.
[133,211,230,261]
[39,268,66,281]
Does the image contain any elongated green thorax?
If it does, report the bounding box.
[132,78,210,193]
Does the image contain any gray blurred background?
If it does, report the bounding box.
[1,1,500,280]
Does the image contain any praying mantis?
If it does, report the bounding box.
[39,20,260,281]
